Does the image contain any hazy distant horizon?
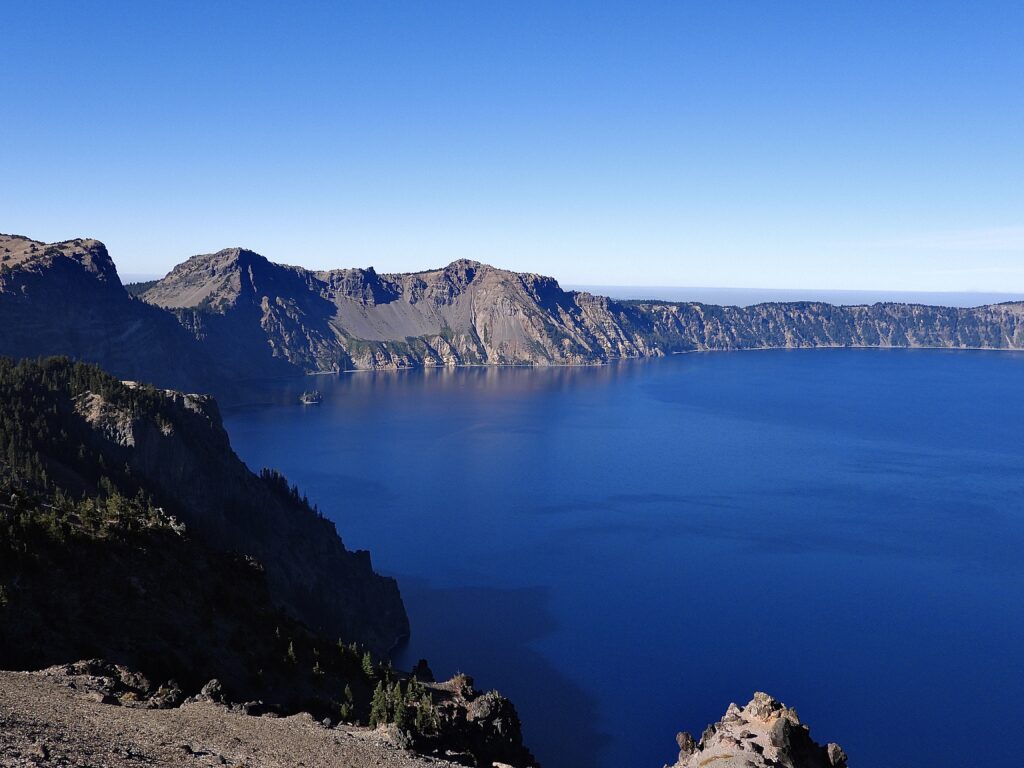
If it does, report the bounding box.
[569,285,1024,308]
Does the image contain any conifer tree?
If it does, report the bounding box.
[394,694,410,732]
[338,683,354,721]
[369,681,389,727]
[414,694,439,736]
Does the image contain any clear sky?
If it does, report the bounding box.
[3,1,1023,290]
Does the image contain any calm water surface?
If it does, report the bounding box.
[224,350,1024,768]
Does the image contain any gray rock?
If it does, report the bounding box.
[199,679,226,704]
[676,731,697,760]
[668,693,846,768]
[828,742,849,767]
[148,681,185,710]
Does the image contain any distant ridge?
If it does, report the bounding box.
[2,232,1023,395]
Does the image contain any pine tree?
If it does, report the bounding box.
[394,696,410,732]
[361,651,375,678]
[338,683,354,721]
[414,694,439,737]
[407,675,423,698]
[391,680,409,732]
[369,682,389,728]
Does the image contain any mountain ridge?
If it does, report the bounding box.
[3,233,1023,399]
[140,242,1024,373]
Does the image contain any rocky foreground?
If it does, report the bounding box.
[0,665,460,768]
[0,662,846,768]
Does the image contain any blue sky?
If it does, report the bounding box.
[2,1,1023,290]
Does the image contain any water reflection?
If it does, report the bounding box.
[226,358,665,408]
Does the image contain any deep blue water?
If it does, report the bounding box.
[223,350,1024,768]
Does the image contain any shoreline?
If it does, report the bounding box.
[307,342,1024,378]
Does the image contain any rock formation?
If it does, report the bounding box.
[141,248,662,372]
[669,692,847,768]
[3,233,1024,396]
[139,245,1024,374]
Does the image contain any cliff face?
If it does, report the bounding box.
[669,693,847,768]
[632,300,1024,353]
[142,250,662,371]
[0,357,408,655]
[77,385,408,653]
[0,234,221,392]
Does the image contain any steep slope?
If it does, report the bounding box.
[140,247,331,377]
[143,250,661,370]
[0,357,408,654]
[631,299,1024,353]
[0,234,221,391]
[0,485,534,767]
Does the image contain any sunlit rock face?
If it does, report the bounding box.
[669,692,847,768]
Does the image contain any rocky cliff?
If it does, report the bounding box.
[4,233,1023,391]
[141,245,1024,372]
[0,357,408,655]
[141,249,661,372]
[669,693,847,768]
[631,299,1024,353]
[0,234,223,392]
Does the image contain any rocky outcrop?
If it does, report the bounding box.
[669,693,847,768]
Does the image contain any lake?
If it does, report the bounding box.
[223,350,1024,768]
